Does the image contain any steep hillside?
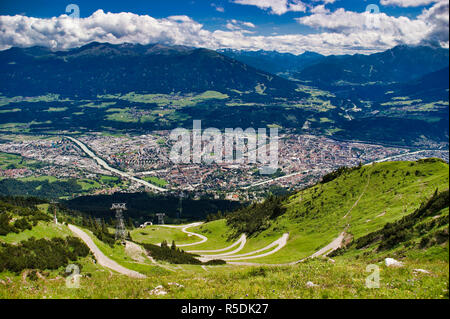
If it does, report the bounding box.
[396,67,450,101]
[334,189,448,259]
[217,159,449,264]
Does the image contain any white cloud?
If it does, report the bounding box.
[211,3,225,12]
[0,8,447,56]
[0,10,209,51]
[226,19,256,31]
[298,8,424,34]
[296,1,449,48]
[310,4,330,14]
[417,0,449,47]
[242,21,256,28]
[231,0,306,15]
[380,0,441,7]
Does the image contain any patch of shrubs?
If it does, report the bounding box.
[321,163,362,184]
[417,158,446,165]
[204,259,226,266]
[0,198,51,236]
[226,194,286,237]
[0,195,46,208]
[419,228,449,248]
[0,236,90,273]
[0,212,15,235]
[247,267,267,277]
[13,217,33,232]
[142,240,225,265]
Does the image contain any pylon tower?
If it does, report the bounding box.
[111,203,127,242]
[156,213,165,225]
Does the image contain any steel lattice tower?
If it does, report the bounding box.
[111,203,127,242]
[156,213,165,225]
[50,200,58,225]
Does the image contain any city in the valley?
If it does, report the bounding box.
[0,131,447,201]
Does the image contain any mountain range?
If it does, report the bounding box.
[294,45,449,90]
[0,42,448,146]
[219,45,449,89]
[227,45,449,105]
[0,43,448,100]
[0,42,299,99]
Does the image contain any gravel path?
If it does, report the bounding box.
[227,232,343,267]
[157,222,208,247]
[224,233,289,261]
[227,173,371,266]
[68,225,146,278]
[290,232,346,264]
[188,234,247,255]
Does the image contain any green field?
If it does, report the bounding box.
[142,176,168,188]
[0,222,72,244]
[131,226,200,246]
[0,152,44,170]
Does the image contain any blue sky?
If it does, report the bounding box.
[0,0,430,33]
[0,1,448,55]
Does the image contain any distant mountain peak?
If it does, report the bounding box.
[0,42,300,98]
[218,48,325,76]
[296,44,449,86]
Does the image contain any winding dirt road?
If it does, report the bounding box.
[227,232,345,267]
[223,233,289,261]
[157,222,208,247]
[68,225,146,278]
[227,173,372,266]
[188,234,247,256]
[69,170,368,272]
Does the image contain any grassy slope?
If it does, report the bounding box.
[1,256,447,299]
[191,160,449,264]
[2,214,447,299]
[0,222,72,244]
[75,160,449,268]
[188,220,234,250]
[131,226,200,246]
[251,160,448,264]
[0,201,73,244]
[336,190,449,263]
